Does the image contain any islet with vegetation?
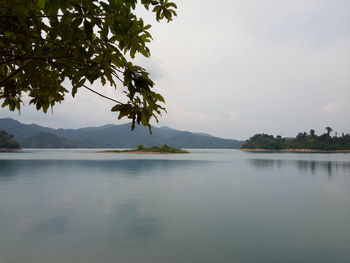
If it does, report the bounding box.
[97,144,189,154]
[0,130,20,150]
[242,127,350,151]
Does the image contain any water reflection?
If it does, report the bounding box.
[0,159,209,180]
[249,158,350,177]
[0,151,350,263]
[25,215,68,236]
[0,159,201,249]
[0,160,21,180]
[117,201,161,241]
[84,159,209,178]
[248,159,284,170]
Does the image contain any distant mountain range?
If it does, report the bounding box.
[0,118,244,148]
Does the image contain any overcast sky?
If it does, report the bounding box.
[1,0,349,139]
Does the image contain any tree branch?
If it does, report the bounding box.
[51,61,124,105]
[81,83,123,104]
[0,59,32,86]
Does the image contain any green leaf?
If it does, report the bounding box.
[72,18,83,28]
[163,10,172,21]
[84,20,93,41]
[141,108,150,126]
[37,0,46,8]
[46,0,59,16]
[101,76,106,86]
[100,25,108,40]
[167,2,177,9]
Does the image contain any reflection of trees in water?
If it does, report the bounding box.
[0,159,210,181]
[248,159,284,170]
[297,160,350,178]
[249,159,350,177]
[83,159,210,178]
[0,160,84,181]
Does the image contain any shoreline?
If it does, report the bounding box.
[0,148,22,151]
[240,148,350,153]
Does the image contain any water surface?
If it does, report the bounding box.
[0,149,349,263]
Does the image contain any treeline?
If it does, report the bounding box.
[242,127,350,150]
[0,130,20,149]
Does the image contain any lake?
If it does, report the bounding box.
[0,149,349,263]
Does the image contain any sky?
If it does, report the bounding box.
[1,0,350,139]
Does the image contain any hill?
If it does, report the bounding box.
[0,118,244,149]
[20,132,86,148]
[0,130,20,149]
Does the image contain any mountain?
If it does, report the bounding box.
[194,132,214,137]
[0,118,55,141]
[0,118,244,148]
[20,132,86,148]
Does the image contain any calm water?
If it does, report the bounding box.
[0,149,349,263]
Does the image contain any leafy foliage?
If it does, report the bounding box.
[0,0,177,131]
[0,130,20,148]
[242,128,350,151]
[241,133,284,150]
[139,144,189,153]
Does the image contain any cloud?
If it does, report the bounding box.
[1,0,350,139]
[156,103,245,138]
[323,101,344,113]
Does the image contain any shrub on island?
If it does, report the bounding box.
[98,144,189,154]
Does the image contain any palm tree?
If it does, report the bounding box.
[309,129,315,137]
[325,127,333,136]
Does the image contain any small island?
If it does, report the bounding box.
[241,127,350,152]
[96,144,189,154]
[0,130,21,151]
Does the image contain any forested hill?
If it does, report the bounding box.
[0,118,244,149]
[242,129,350,151]
[0,130,20,149]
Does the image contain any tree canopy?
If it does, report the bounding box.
[242,128,350,151]
[0,0,177,131]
